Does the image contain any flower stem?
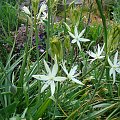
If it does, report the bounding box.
[64,0,67,34]
[96,0,112,96]
[46,0,51,60]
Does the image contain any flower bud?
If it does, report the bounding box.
[10,84,17,95]
[50,36,63,61]
[22,6,31,15]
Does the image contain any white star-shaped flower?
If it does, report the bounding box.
[108,51,120,84]
[61,61,84,85]
[87,44,105,63]
[68,26,90,50]
[32,56,67,96]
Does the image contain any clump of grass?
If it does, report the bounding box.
[0,2,17,32]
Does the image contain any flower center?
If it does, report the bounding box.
[96,53,99,59]
[67,74,72,80]
[113,65,117,69]
[49,75,54,80]
[76,37,79,41]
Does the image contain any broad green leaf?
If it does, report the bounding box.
[0,102,18,118]
[34,98,52,119]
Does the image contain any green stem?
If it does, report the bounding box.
[64,0,67,34]
[96,0,107,50]
[33,5,41,103]
[118,81,120,98]
[70,46,74,68]
[96,0,112,96]
[34,16,39,71]
[86,0,93,26]
[18,26,28,94]
[78,0,85,27]
[46,0,51,60]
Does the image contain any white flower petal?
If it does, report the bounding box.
[32,75,41,80]
[79,29,86,38]
[116,68,120,73]
[114,51,118,65]
[63,22,71,31]
[41,81,51,93]
[71,77,84,85]
[109,68,113,76]
[62,68,68,75]
[108,57,113,67]
[44,60,51,74]
[98,56,105,59]
[71,39,77,43]
[61,61,68,75]
[73,72,81,77]
[54,77,67,81]
[69,65,78,76]
[52,57,58,76]
[90,59,96,64]
[98,44,101,55]
[77,41,81,50]
[87,51,96,58]
[79,38,90,42]
[68,31,75,39]
[50,81,55,96]
[32,75,49,81]
[74,26,78,37]
[117,61,120,66]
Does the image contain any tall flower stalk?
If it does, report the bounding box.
[96,0,112,96]
[46,0,51,60]
[32,0,39,71]
[64,0,67,34]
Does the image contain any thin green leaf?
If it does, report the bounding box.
[34,98,52,119]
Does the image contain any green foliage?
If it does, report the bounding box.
[107,24,120,53]
[0,0,16,5]
[0,2,17,32]
[112,1,120,23]
[87,24,103,43]
[0,102,18,119]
